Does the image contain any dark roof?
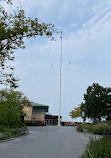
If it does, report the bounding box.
[45,114,62,119]
[31,102,49,108]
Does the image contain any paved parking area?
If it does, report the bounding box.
[0,126,89,158]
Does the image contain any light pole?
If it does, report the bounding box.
[58,31,62,126]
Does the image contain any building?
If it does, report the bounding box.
[45,114,62,126]
[23,102,62,126]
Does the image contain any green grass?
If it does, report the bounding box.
[82,136,111,158]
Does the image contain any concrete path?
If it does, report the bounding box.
[0,126,89,158]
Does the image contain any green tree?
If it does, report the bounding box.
[0,89,31,126]
[0,93,21,126]
[82,83,111,122]
[0,3,55,87]
[70,104,82,119]
[0,0,12,4]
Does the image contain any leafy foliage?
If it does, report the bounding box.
[0,93,21,126]
[76,124,84,132]
[82,83,111,121]
[82,136,111,158]
[25,122,39,126]
[76,122,111,135]
[0,89,31,126]
[70,104,82,118]
[0,0,12,4]
[0,4,55,87]
[0,125,7,132]
[0,132,11,140]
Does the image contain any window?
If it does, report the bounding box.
[32,106,48,114]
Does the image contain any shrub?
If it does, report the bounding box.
[0,132,4,140]
[76,122,111,135]
[0,124,27,139]
[76,124,84,132]
[0,125,7,132]
[25,122,39,126]
[83,122,111,135]
[92,122,111,135]
[0,132,11,140]
[76,123,91,133]
[82,136,111,158]
[10,127,27,136]
[10,122,26,129]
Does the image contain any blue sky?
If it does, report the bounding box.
[1,0,111,121]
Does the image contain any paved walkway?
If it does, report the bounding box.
[0,126,89,158]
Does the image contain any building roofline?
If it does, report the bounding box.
[31,102,49,107]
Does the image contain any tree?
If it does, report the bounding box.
[82,83,111,121]
[0,0,12,4]
[0,93,21,126]
[70,104,82,119]
[0,89,31,126]
[0,3,55,87]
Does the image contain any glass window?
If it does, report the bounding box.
[32,106,48,114]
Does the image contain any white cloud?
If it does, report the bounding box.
[60,5,111,60]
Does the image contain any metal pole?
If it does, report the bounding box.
[58,31,62,126]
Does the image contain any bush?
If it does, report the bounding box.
[83,122,111,135]
[10,127,27,136]
[0,133,4,140]
[82,136,111,158]
[0,125,7,132]
[10,122,26,129]
[25,122,39,126]
[92,122,111,135]
[76,123,90,133]
[0,132,11,140]
[76,122,111,135]
[0,124,27,139]
[76,124,84,132]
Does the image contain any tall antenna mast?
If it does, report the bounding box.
[58,31,62,126]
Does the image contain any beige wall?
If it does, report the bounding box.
[23,106,45,121]
[32,113,45,121]
[23,106,32,121]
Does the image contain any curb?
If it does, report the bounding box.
[13,129,29,137]
[0,138,14,143]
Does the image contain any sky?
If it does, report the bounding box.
[1,0,111,121]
